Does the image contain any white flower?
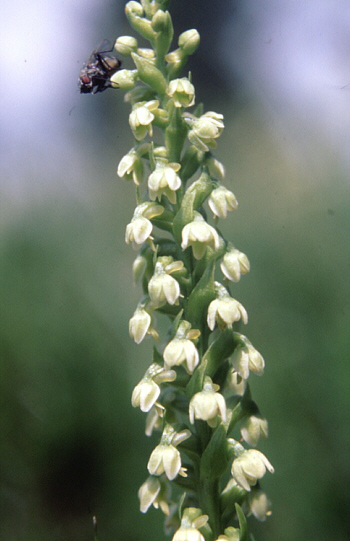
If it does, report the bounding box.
[148,264,181,307]
[220,249,250,282]
[125,215,153,247]
[230,343,265,379]
[129,307,152,343]
[167,77,195,108]
[206,156,225,181]
[207,296,248,331]
[125,202,164,249]
[208,186,238,219]
[148,444,182,480]
[131,379,160,412]
[117,149,144,185]
[181,212,220,260]
[145,403,165,436]
[129,100,159,140]
[240,415,268,447]
[185,111,224,152]
[189,376,226,427]
[132,364,176,412]
[248,489,272,522]
[173,528,205,541]
[148,162,181,204]
[164,338,199,374]
[225,371,246,396]
[147,425,190,480]
[138,476,170,515]
[231,449,274,492]
[172,508,208,541]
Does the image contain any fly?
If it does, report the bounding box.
[79,40,122,94]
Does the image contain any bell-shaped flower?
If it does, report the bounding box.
[230,444,274,492]
[220,248,250,282]
[131,379,160,412]
[230,341,265,379]
[125,202,164,249]
[206,156,225,181]
[132,363,176,412]
[189,376,227,427]
[145,403,165,436]
[172,508,209,541]
[184,111,224,152]
[167,77,195,108]
[225,371,247,396]
[138,475,170,515]
[147,425,191,481]
[117,148,144,185]
[148,260,181,307]
[129,305,154,344]
[208,186,238,219]
[247,489,272,522]
[207,283,248,331]
[163,320,200,374]
[148,161,181,204]
[181,212,220,260]
[240,415,268,447]
[125,215,152,248]
[164,338,199,374]
[129,100,159,140]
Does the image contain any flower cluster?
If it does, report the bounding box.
[112,2,273,539]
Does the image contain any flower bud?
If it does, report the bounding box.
[125,1,143,16]
[110,69,138,90]
[125,2,155,41]
[132,254,147,284]
[132,53,167,95]
[178,29,200,56]
[115,35,138,56]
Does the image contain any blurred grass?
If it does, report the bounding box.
[1,103,349,541]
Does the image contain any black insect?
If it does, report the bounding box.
[79,40,122,94]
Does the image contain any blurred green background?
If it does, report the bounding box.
[1,1,350,540]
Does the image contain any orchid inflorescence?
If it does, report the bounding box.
[113,1,274,539]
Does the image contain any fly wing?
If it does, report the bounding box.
[93,39,113,55]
